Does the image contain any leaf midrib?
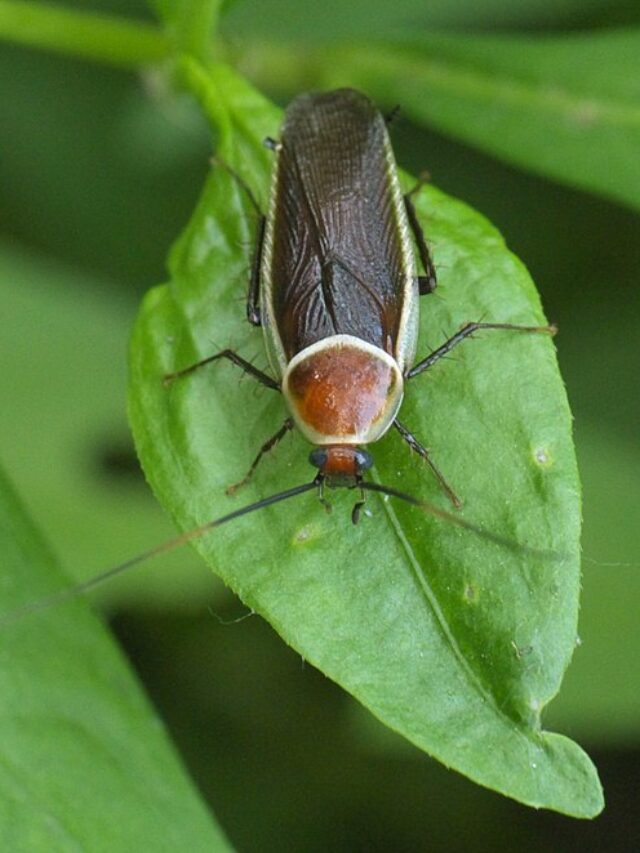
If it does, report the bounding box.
[378,484,541,745]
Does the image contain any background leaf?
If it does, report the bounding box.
[240,29,640,213]
[128,62,601,816]
[223,0,639,41]
[0,466,230,850]
[543,424,640,740]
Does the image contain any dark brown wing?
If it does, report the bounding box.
[267,89,410,360]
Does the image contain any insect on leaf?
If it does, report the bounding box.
[129,61,602,817]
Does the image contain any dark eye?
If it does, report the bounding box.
[354,449,374,473]
[309,448,328,469]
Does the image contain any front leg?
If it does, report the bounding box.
[226,417,294,495]
[393,419,461,508]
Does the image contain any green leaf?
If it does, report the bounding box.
[129,62,602,817]
[256,29,640,213]
[0,466,230,850]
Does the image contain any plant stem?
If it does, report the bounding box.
[176,53,224,127]
[0,0,169,68]
[160,0,222,61]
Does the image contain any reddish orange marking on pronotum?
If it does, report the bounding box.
[286,344,398,438]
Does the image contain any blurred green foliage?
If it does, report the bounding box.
[248,30,640,212]
[0,471,229,850]
[1,0,639,848]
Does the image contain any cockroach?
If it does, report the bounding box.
[163,88,554,520]
[4,88,556,623]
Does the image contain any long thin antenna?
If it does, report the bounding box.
[361,481,564,559]
[3,475,565,628]
[1,479,318,627]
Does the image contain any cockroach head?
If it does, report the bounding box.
[309,445,373,487]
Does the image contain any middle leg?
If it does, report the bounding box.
[393,419,461,508]
[408,321,557,380]
[164,348,279,390]
[226,417,294,495]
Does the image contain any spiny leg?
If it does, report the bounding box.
[404,177,437,295]
[226,418,294,495]
[212,154,263,215]
[407,321,557,380]
[393,419,461,508]
[316,477,332,514]
[164,348,279,391]
[211,156,265,327]
[384,104,401,126]
[247,215,266,326]
[165,349,285,492]
[350,482,367,525]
